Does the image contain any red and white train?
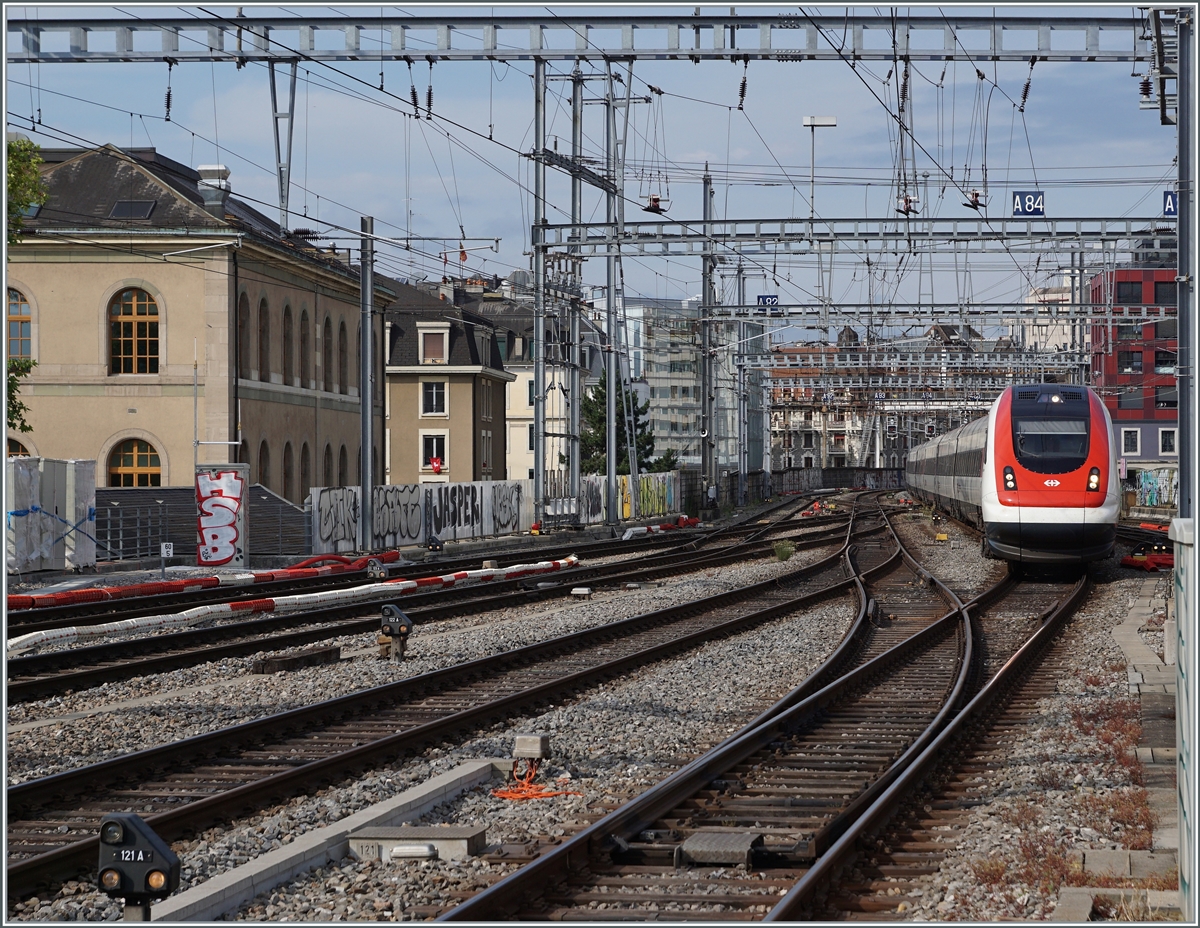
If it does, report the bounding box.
[905,384,1119,563]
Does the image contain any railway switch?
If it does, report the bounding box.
[97,812,180,919]
[380,605,414,660]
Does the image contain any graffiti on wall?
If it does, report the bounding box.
[314,486,360,553]
[373,485,424,547]
[196,465,249,567]
[429,483,484,539]
[1136,467,1178,508]
[636,473,676,517]
[580,477,605,524]
[492,482,522,534]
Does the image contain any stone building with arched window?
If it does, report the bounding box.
[7,144,391,504]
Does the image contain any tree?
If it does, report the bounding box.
[8,137,48,247]
[8,358,36,434]
[573,372,675,475]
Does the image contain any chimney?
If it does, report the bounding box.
[196,164,230,217]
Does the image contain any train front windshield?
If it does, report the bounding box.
[1012,418,1089,474]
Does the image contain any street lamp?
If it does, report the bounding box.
[803,116,837,221]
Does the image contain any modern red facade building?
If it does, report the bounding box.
[1088,265,1178,509]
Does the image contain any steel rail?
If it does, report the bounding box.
[765,571,1090,919]
[7,516,867,702]
[438,498,975,920]
[6,511,861,897]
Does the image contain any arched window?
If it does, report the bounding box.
[108,439,161,486]
[372,445,379,486]
[258,440,271,489]
[323,443,333,486]
[323,317,333,392]
[337,321,348,394]
[282,306,294,385]
[8,438,30,456]
[258,299,270,383]
[8,287,32,359]
[238,293,251,379]
[300,442,311,500]
[283,441,294,501]
[109,288,159,374]
[338,444,348,486]
[299,310,311,387]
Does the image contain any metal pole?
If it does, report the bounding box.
[193,337,198,472]
[359,216,374,552]
[1179,16,1193,522]
[809,125,815,222]
[534,58,547,528]
[701,168,715,511]
[737,264,747,507]
[569,65,583,507]
[605,71,619,524]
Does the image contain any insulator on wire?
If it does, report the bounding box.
[1019,80,1031,112]
[410,84,420,115]
[426,84,433,119]
[737,62,748,110]
[1140,76,1153,98]
[164,86,173,122]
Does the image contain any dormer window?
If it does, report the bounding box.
[109,200,156,220]
[417,321,451,364]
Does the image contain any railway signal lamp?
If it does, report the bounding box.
[926,424,936,437]
[97,813,180,919]
[380,605,414,660]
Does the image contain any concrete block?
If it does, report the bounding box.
[1051,888,1095,921]
[1082,849,1131,877]
[349,825,487,861]
[1153,747,1178,764]
[151,759,502,922]
[1164,619,1177,664]
[1130,850,1177,878]
[570,587,592,599]
[513,733,551,758]
[1147,890,1181,912]
[482,560,498,569]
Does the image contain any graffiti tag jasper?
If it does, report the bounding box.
[196,468,247,566]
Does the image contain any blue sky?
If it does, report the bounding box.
[5,5,1177,328]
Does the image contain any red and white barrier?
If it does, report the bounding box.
[6,555,579,657]
[621,516,700,542]
[5,552,406,612]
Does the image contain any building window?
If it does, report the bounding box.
[528,378,536,406]
[1115,323,1142,341]
[1155,351,1176,374]
[1156,317,1177,340]
[324,316,333,393]
[337,321,348,394]
[422,381,446,415]
[108,439,161,487]
[1161,429,1177,455]
[258,299,271,382]
[300,443,310,500]
[323,443,333,485]
[8,438,30,456]
[482,381,492,420]
[258,440,271,489]
[803,432,815,448]
[528,424,535,451]
[1154,281,1177,305]
[1115,281,1143,304]
[1155,385,1178,409]
[481,429,492,474]
[422,331,446,363]
[338,444,348,486]
[423,433,446,468]
[282,306,294,384]
[1122,429,1140,455]
[300,310,311,387]
[238,293,251,379]
[109,288,159,374]
[8,287,31,359]
[528,468,535,479]
[1117,350,1143,374]
[282,442,294,500]
[1118,387,1143,410]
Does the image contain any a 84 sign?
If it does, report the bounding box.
[1012,191,1045,217]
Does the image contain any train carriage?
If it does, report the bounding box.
[905,384,1118,563]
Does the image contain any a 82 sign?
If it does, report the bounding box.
[1012,191,1045,217]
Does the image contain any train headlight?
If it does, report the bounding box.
[1003,466,1017,491]
[1087,467,1101,491]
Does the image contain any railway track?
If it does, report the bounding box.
[434,506,1089,921]
[5,500,866,900]
[7,512,857,703]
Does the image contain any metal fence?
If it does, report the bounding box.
[94,504,171,562]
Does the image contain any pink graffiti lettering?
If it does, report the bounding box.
[196,469,244,565]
